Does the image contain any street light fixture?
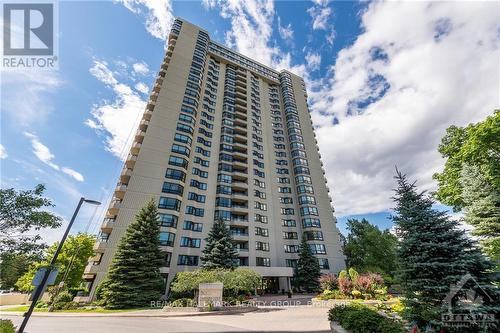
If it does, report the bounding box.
[17,197,101,333]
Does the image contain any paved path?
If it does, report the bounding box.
[2,306,331,333]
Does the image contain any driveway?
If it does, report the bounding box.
[2,306,331,333]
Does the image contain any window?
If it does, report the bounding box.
[188,192,205,203]
[284,244,300,253]
[159,214,178,228]
[304,231,324,241]
[165,168,186,181]
[295,175,312,185]
[171,144,190,157]
[254,201,267,211]
[163,252,172,267]
[183,221,203,232]
[159,231,175,247]
[286,259,298,268]
[192,167,208,178]
[255,227,269,237]
[185,206,204,217]
[256,257,270,267]
[278,177,290,184]
[278,187,291,193]
[281,208,295,215]
[297,185,314,194]
[216,197,231,207]
[254,169,265,178]
[318,258,330,269]
[217,185,232,195]
[300,206,319,216]
[282,219,296,227]
[283,232,298,239]
[177,255,199,266]
[176,123,194,134]
[293,158,308,167]
[214,209,231,221]
[162,182,184,195]
[302,218,321,228]
[254,190,266,199]
[298,195,316,205]
[280,197,293,204]
[253,179,265,188]
[218,174,232,184]
[180,237,201,248]
[179,113,195,125]
[196,146,210,157]
[294,166,310,175]
[309,244,327,254]
[276,168,289,175]
[255,214,268,223]
[169,156,188,169]
[174,133,192,146]
[158,197,181,211]
[291,150,307,158]
[194,157,209,167]
[256,241,270,251]
[190,179,207,190]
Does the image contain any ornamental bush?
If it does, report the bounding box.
[0,319,15,333]
[328,303,404,333]
[319,273,337,291]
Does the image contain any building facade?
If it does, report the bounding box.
[84,18,345,298]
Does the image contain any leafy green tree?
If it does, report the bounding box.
[295,237,321,292]
[0,253,32,290]
[201,218,238,270]
[15,233,95,292]
[100,199,164,309]
[461,163,500,268]
[344,218,398,276]
[433,110,499,211]
[392,169,497,330]
[0,184,62,257]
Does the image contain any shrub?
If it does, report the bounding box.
[0,319,15,333]
[319,273,337,291]
[348,268,359,282]
[328,304,404,333]
[316,289,345,300]
[338,276,353,296]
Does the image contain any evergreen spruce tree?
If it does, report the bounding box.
[461,163,500,269]
[101,199,164,309]
[201,218,238,269]
[392,169,497,331]
[295,237,321,292]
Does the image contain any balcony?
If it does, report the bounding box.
[139,119,149,131]
[231,203,248,214]
[84,263,99,275]
[108,199,121,215]
[135,130,145,143]
[93,240,108,251]
[143,109,153,121]
[231,190,248,198]
[120,168,132,183]
[131,141,142,154]
[125,154,137,168]
[232,181,248,191]
[101,217,115,232]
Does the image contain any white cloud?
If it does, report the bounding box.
[118,0,174,40]
[0,144,7,159]
[135,82,149,94]
[24,132,59,170]
[0,70,63,126]
[307,3,332,31]
[86,59,146,160]
[305,52,321,71]
[61,167,85,182]
[278,16,294,42]
[132,61,150,76]
[307,1,500,215]
[23,132,84,181]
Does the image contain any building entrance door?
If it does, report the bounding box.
[262,277,280,294]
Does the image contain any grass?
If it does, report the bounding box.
[1,305,151,313]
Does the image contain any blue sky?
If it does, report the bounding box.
[1,0,499,243]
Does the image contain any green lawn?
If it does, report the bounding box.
[1,306,151,313]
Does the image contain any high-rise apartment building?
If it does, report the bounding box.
[84,18,345,298]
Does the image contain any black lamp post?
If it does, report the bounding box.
[17,197,101,333]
